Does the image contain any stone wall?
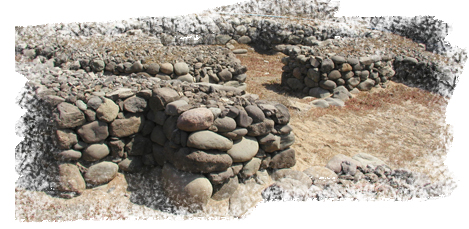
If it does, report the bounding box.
[16,45,248,88]
[28,63,295,211]
[279,44,458,97]
[280,45,396,98]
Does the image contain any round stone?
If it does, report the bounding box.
[82,143,110,162]
[227,136,259,163]
[177,108,214,132]
[84,161,119,185]
[161,163,213,212]
[173,62,190,76]
[187,130,233,151]
[160,63,174,74]
[76,120,109,144]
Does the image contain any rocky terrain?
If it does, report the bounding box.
[12,0,468,223]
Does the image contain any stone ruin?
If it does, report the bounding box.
[14,0,464,217]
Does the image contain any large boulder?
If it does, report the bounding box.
[84,161,119,185]
[58,163,86,194]
[177,108,214,132]
[161,163,213,212]
[54,102,86,128]
[187,130,233,151]
[227,136,259,163]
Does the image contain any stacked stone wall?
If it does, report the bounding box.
[279,44,458,97]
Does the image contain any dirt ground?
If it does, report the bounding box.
[14,44,454,222]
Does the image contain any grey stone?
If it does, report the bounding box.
[54,102,86,128]
[359,57,373,65]
[177,108,214,132]
[84,161,119,185]
[150,87,180,111]
[207,169,235,185]
[270,148,296,169]
[218,69,232,81]
[271,169,312,187]
[109,114,144,137]
[239,158,262,178]
[215,35,232,45]
[109,140,125,158]
[286,78,304,91]
[130,61,144,73]
[166,148,233,173]
[227,136,259,162]
[150,125,167,146]
[105,88,135,100]
[146,63,160,75]
[324,97,345,107]
[118,156,143,173]
[352,153,386,170]
[161,163,213,212]
[311,99,329,108]
[247,118,275,136]
[320,59,334,72]
[55,149,82,161]
[328,70,341,80]
[331,56,346,64]
[91,59,105,72]
[96,98,119,122]
[173,62,189,76]
[211,176,239,201]
[55,129,78,150]
[123,96,147,113]
[214,116,237,132]
[187,130,233,151]
[326,154,362,175]
[233,49,248,54]
[357,79,376,91]
[245,105,265,123]
[309,87,331,98]
[176,73,194,83]
[125,134,152,156]
[238,36,251,44]
[236,109,253,128]
[159,63,174,74]
[82,143,110,162]
[332,86,352,102]
[271,104,290,125]
[319,80,337,90]
[303,166,338,186]
[58,164,86,193]
[75,100,87,111]
[165,99,190,116]
[76,120,109,144]
[347,77,360,87]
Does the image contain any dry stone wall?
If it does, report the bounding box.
[27,64,295,211]
[279,44,458,97]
